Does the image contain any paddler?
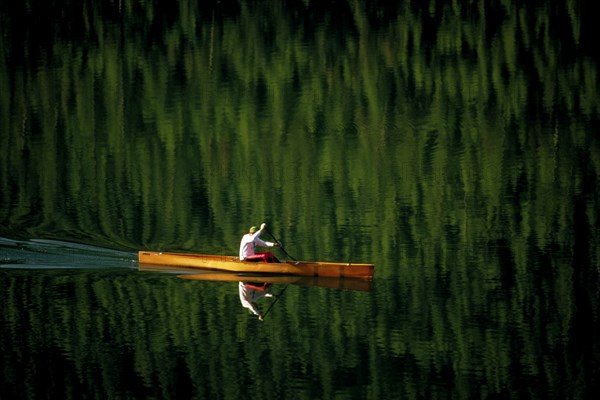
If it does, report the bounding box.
[239,223,280,262]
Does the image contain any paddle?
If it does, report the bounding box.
[264,226,297,261]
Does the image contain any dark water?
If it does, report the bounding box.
[1,0,599,398]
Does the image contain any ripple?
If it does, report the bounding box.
[0,236,137,269]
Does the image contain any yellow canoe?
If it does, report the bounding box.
[138,251,375,280]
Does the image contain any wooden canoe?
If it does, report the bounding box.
[138,251,375,280]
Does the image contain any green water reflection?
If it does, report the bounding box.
[1,0,598,398]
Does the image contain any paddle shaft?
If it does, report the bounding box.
[265,227,296,261]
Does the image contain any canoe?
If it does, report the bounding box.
[139,265,373,292]
[138,251,375,280]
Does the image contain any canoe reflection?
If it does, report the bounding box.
[177,272,373,292]
[139,264,373,292]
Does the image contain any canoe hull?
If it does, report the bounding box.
[138,251,374,280]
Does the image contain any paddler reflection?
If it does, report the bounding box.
[238,281,275,321]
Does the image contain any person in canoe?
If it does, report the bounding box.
[239,223,280,262]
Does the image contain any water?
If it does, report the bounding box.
[1,0,599,399]
[0,237,136,268]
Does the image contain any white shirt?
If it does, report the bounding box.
[239,227,274,260]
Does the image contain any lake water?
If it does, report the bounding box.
[1,1,599,399]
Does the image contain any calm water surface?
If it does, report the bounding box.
[1,0,599,399]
